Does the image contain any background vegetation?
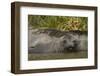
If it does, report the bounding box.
[28,15,88,31]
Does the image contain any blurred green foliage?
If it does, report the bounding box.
[28,15,88,31]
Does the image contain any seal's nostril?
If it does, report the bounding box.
[69,47,73,50]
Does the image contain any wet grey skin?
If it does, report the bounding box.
[28,28,88,54]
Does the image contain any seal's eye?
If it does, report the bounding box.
[73,40,78,46]
[63,40,67,44]
[73,40,76,43]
